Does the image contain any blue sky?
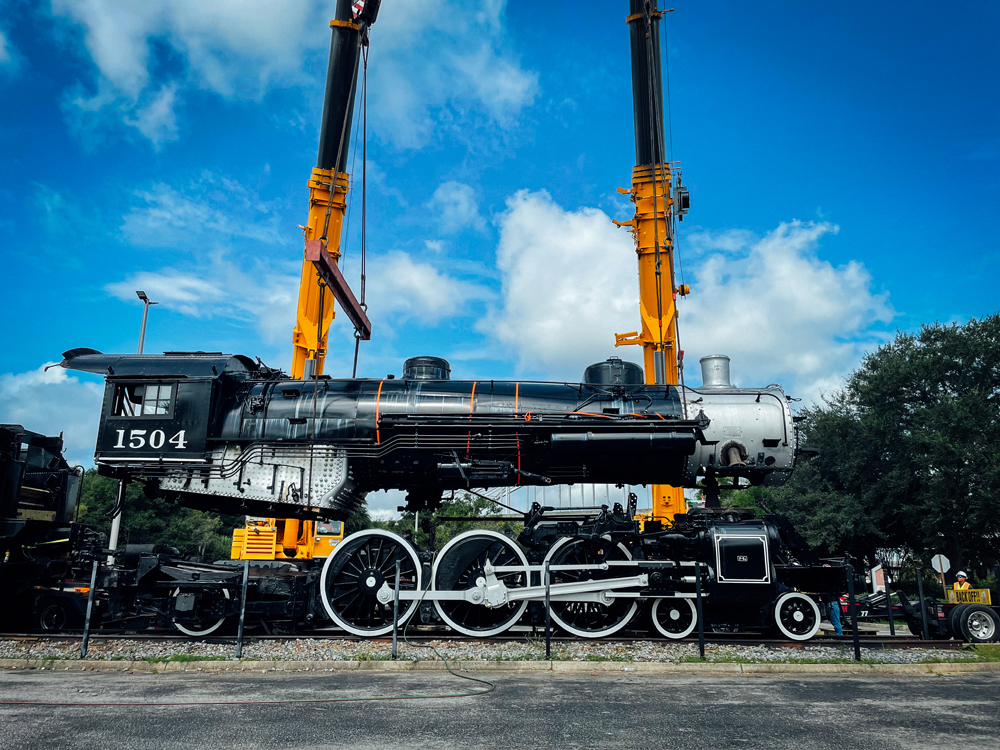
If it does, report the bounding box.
[1,0,997,484]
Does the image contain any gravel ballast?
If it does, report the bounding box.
[0,637,982,666]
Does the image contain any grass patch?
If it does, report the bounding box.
[970,644,1000,662]
[354,651,392,662]
[582,654,632,663]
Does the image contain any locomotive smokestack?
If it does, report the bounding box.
[629,0,666,167]
[699,355,732,390]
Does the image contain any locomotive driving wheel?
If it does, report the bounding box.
[320,529,422,637]
[543,537,638,638]
[432,530,529,637]
[650,596,697,639]
[773,591,821,641]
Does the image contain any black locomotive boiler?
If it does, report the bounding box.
[60,349,796,522]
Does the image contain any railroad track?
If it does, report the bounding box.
[0,629,967,650]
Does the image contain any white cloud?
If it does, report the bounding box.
[49,0,538,148]
[685,228,757,255]
[105,270,225,318]
[123,82,179,144]
[105,255,299,345]
[365,489,408,521]
[0,29,12,65]
[481,189,638,379]
[365,250,491,325]
[427,181,485,234]
[50,0,321,145]
[371,1,538,148]
[680,221,894,401]
[0,364,104,467]
[483,192,894,400]
[120,175,288,248]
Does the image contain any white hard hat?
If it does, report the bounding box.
[957,571,968,577]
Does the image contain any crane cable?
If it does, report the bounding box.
[656,8,687,415]
[641,2,667,367]
[309,31,373,504]
[352,40,370,378]
[642,2,686,410]
[319,25,364,245]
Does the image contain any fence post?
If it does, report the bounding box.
[236,559,250,659]
[392,558,401,660]
[544,561,552,660]
[846,564,861,661]
[80,557,100,659]
[916,568,930,641]
[695,562,705,660]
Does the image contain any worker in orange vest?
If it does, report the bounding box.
[953,571,971,590]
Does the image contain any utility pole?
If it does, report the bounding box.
[107,291,158,564]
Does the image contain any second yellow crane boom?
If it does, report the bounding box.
[614,0,690,525]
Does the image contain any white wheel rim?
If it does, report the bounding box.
[651,597,697,639]
[966,609,998,641]
[542,537,638,639]
[432,529,529,637]
[773,592,820,641]
[320,529,422,637]
[173,588,230,637]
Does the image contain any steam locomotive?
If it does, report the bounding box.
[60,349,795,521]
[49,348,855,641]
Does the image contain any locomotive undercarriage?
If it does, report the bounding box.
[318,504,843,642]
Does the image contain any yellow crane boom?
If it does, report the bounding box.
[614,1,690,525]
[232,0,381,562]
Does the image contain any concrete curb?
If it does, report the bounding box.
[2,658,997,676]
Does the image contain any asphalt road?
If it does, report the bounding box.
[1,669,997,750]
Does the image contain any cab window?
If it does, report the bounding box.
[112,383,173,417]
[317,521,343,536]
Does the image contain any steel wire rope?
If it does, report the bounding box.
[3,513,496,709]
[462,486,524,515]
[318,27,363,244]
[352,41,370,378]
[0,666,494,707]
[3,580,496,707]
[4,591,496,706]
[303,23,366,508]
[339,54,366,269]
[307,282,327,508]
[642,2,688,419]
[641,3,667,365]
[309,32,370,501]
[657,10,687,417]
[662,15,686,291]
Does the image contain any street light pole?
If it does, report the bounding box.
[135,290,157,354]
[107,291,158,564]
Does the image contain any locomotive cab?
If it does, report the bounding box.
[60,349,257,469]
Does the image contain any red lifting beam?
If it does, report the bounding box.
[304,240,372,341]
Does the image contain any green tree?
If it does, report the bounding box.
[348,492,522,551]
[773,316,1000,576]
[76,470,242,562]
